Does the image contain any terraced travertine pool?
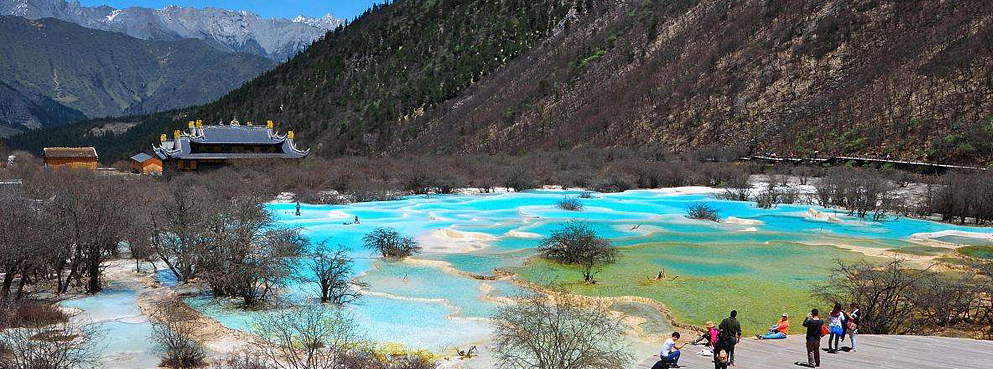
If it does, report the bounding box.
[64,188,993,367]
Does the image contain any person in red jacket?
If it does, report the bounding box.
[756,313,790,339]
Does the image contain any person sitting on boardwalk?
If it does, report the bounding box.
[756,313,790,339]
[691,321,719,347]
[797,309,823,368]
[659,332,685,368]
[827,303,845,353]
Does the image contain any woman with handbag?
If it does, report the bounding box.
[847,303,860,352]
[827,303,845,353]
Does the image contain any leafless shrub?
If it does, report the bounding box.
[975,262,993,339]
[363,228,420,259]
[501,165,536,192]
[813,168,899,220]
[715,175,751,201]
[557,197,583,211]
[686,203,720,222]
[215,353,271,369]
[338,349,436,369]
[815,260,924,334]
[251,305,355,369]
[0,314,99,369]
[0,301,67,329]
[538,222,617,283]
[754,186,779,209]
[928,171,993,225]
[492,292,633,369]
[151,303,206,369]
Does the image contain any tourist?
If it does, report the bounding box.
[714,349,730,369]
[848,303,860,352]
[692,321,719,347]
[797,309,823,367]
[827,303,844,353]
[658,332,685,368]
[756,313,789,339]
[718,310,742,366]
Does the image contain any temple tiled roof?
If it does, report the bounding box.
[153,124,308,161]
[192,125,286,144]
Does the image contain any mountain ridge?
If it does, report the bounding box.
[7,0,993,166]
[0,15,276,136]
[0,0,344,61]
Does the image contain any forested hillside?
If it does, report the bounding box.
[0,16,275,136]
[8,0,993,165]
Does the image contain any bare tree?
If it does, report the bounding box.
[151,302,206,369]
[251,305,356,369]
[492,292,633,369]
[308,244,363,304]
[0,313,100,369]
[0,193,45,300]
[538,222,617,283]
[815,259,932,334]
[686,203,720,221]
[37,170,131,294]
[716,175,752,201]
[149,178,223,284]
[363,228,420,259]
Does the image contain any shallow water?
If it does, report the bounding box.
[245,191,992,350]
[61,284,158,369]
[71,189,993,364]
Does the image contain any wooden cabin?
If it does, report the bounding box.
[43,147,98,169]
[130,153,163,175]
[153,119,308,171]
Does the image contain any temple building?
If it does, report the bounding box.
[153,119,309,171]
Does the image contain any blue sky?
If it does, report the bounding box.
[77,0,386,20]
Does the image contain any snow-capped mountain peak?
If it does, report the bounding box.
[0,0,343,61]
[293,13,342,29]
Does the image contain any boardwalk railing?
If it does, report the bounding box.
[744,155,987,173]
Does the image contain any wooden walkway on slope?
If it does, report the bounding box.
[744,155,986,173]
[634,335,993,369]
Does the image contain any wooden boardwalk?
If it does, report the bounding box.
[634,335,993,369]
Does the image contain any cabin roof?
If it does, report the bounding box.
[43,147,98,159]
[130,153,155,162]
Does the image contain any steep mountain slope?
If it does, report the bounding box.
[196,0,589,154]
[0,16,275,136]
[8,0,993,165]
[202,0,993,164]
[0,0,343,61]
[412,0,993,164]
[0,80,87,136]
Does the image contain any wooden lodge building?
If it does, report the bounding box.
[43,147,99,169]
[130,153,163,175]
[153,119,309,171]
